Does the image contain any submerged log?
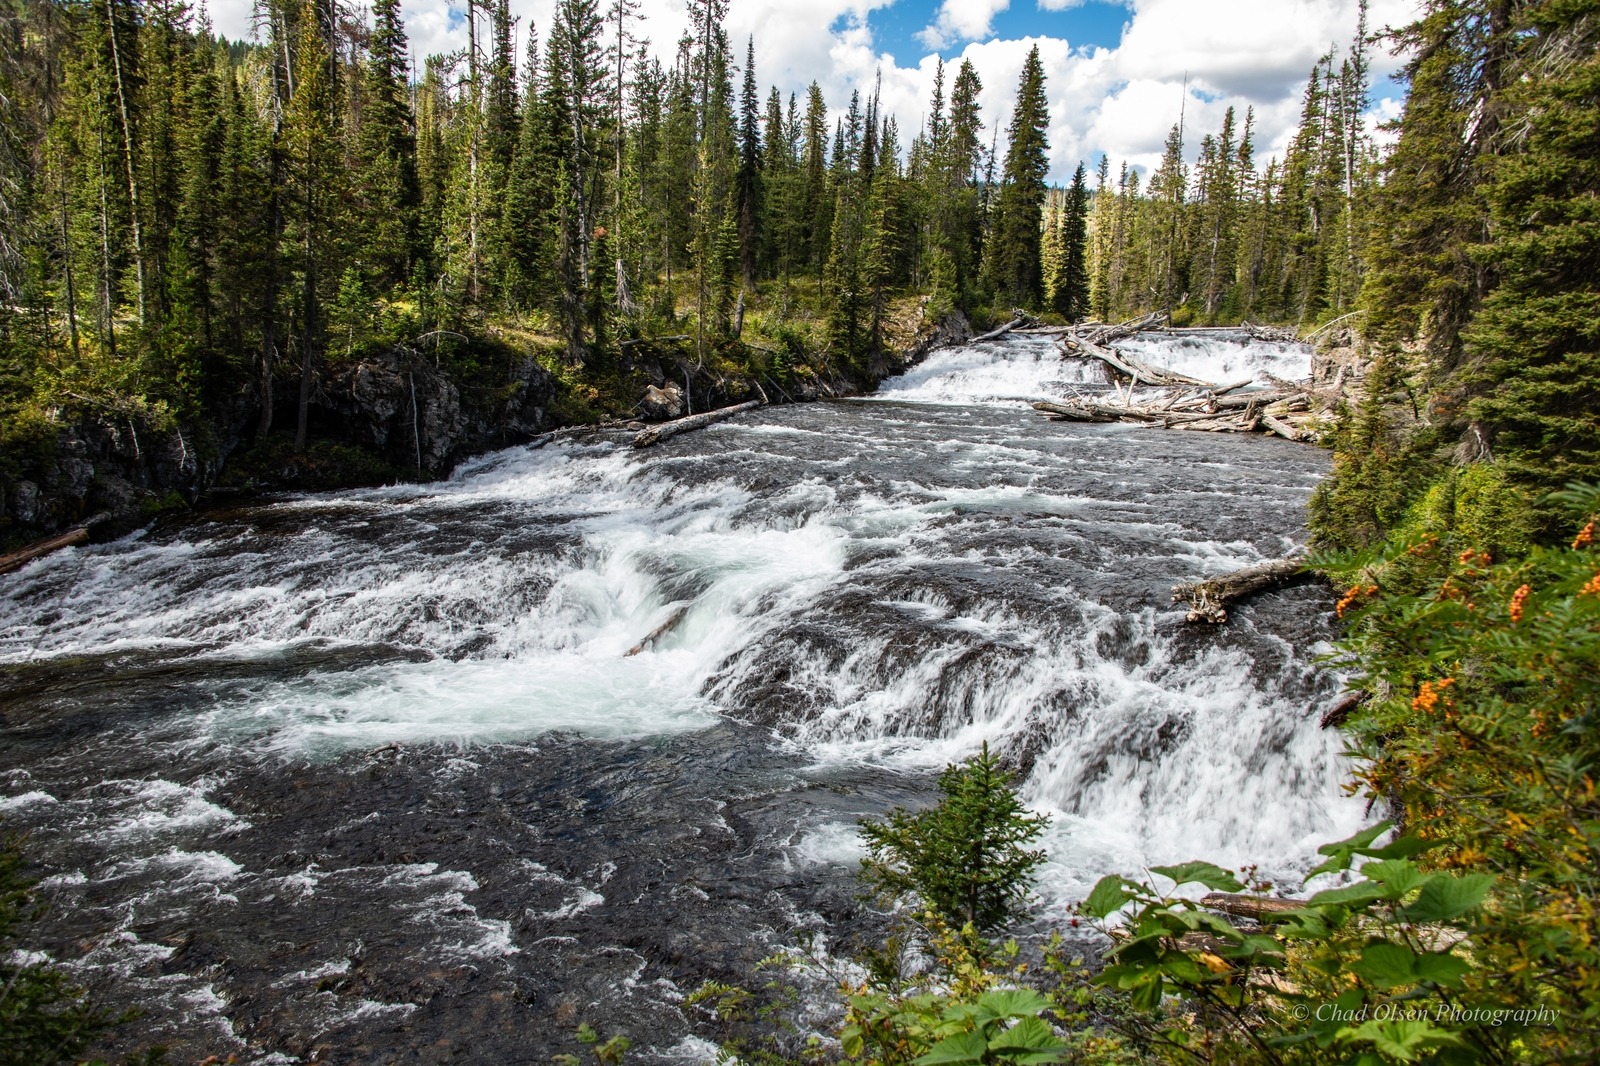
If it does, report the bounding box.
[0,513,111,576]
[632,400,762,448]
[625,604,690,656]
[1171,556,1313,624]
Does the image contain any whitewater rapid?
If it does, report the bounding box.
[0,330,1354,1062]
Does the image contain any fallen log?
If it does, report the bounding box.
[1061,331,1216,389]
[1081,311,1167,346]
[1242,321,1301,343]
[1200,893,1305,922]
[1319,691,1369,730]
[632,400,762,448]
[625,604,690,656]
[1171,556,1313,624]
[0,513,111,576]
[619,334,691,348]
[970,316,1028,344]
[1032,401,1117,423]
[1260,411,1308,442]
[1061,336,1195,387]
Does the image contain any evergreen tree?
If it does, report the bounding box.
[1463,0,1600,493]
[355,0,420,287]
[985,46,1050,308]
[1052,162,1089,321]
[282,0,343,449]
[734,37,762,288]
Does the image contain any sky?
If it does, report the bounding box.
[208,0,1421,183]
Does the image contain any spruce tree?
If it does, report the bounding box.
[734,37,762,288]
[356,0,420,287]
[1052,162,1089,322]
[985,46,1049,309]
[1463,0,1600,493]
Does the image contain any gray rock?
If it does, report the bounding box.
[640,383,684,421]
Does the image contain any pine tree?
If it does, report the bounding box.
[734,37,762,288]
[1463,0,1600,493]
[985,46,1049,309]
[356,0,420,287]
[1052,162,1089,321]
[282,0,343,450]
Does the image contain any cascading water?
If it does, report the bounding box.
[0,331,1359,1062]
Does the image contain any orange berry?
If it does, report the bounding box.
[1509,583,1531,624]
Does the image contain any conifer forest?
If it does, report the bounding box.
[0,0,1598,1062]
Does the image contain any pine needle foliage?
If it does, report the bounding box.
[859,743,1049,936]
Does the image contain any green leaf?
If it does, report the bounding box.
[1149,861,1245,892]
[973,988,1052,1022]
[1348,941,1473,990]
[1397,873,1495,922]
[915,1030,989,1065]
[988,1016,1067,1062]
[1307,880,1385,908]
[1307,822,1392,879]
[1349,942,1420,990]
[1081,874,1133,918]
[1358,836,1436,861]
[1412,950,1473,988]
[1357,859,1427,899]
[1346,1019,1465,1062]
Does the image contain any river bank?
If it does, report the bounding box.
[0,308,980,552]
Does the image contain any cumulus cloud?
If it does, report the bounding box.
[916,0,1012,49]
[207,0,1419,184]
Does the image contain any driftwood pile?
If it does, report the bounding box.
[1036,314,1325,441]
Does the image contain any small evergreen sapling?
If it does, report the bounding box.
[859,743,1049,936]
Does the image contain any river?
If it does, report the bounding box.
[0,330,1361,1063]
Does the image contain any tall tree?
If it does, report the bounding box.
[985,45,1049,308]
[1052,162,1089,321]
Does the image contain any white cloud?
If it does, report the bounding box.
[208,0,1421,184]
[917,0,1012,50]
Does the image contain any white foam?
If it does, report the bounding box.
[93,779,243,841]
[1117,332,1313,384]
[874,337,1103,404]
[791,822,867,868]
[0,790,56,812]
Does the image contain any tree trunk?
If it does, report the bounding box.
[1171,557,1313,624]
[632,400,761,448]
[0,515,111,575]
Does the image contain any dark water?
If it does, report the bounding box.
[0,334,1359,1062]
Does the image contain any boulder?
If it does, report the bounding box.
[640,383,684,421]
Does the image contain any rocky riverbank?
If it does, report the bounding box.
[0,311,976,551]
